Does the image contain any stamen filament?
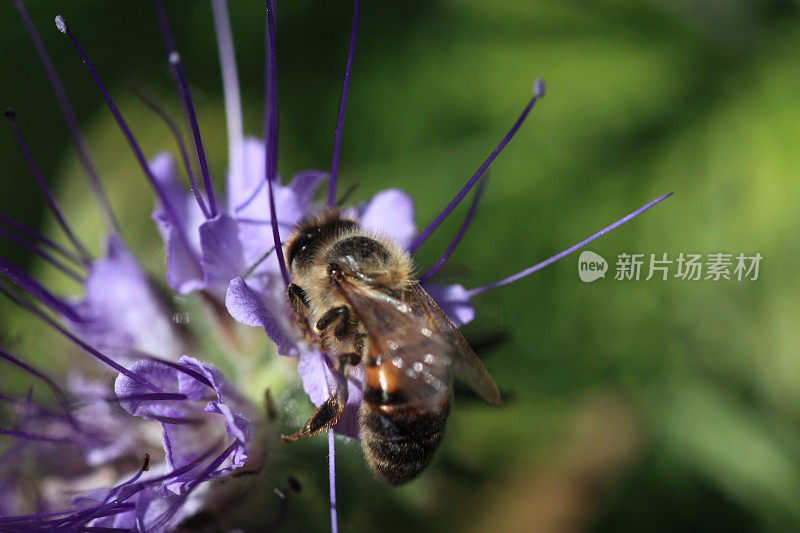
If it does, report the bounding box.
[0,349,80,430]
[264,0,290,285]
[418,175,488,283]
[410,79,546,253]
[143,356,213,388]
[133,85,211,219]
[211,0,245,195]
[0,428,75,444]
[0,227,84,283]
[13,0,121,235]
[57,16,202,278]
[153,0,218,218]
[465,192,674,297]
[0,213,84,266]
[329,428,339,533]
[5,110,92,264]
[327,0,360,207]
[0,255,82,321]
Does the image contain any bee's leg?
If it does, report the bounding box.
[287,283,310,313]
[281,351,361,444]
[281,370,350,443]
[281,394,344,443]
[315,305,353,341]
[287,283,312,338]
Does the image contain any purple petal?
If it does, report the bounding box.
[68,374,138,466]
[225,277,300,357]
[69,234,181,358]
[227,137,267,214]
[150,152,205,294]
[198,214,245,295]
[423,283,475,328]
[114,359,185,419]
[354,188,416,249]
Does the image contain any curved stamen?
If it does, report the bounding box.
[5,109,92,264]
[328,0,360,207]
[133,85,211,219]
[152,0,218,218]
[0,428,76,444]
[0,349,80,430]
[0,255,82,321]
[0,227,84,283]
[418,175,488,284]
[142,356,214,388]
[211,0,245,195]
[410,79,546,253]
[13,0,121,235]
[0,213,84,267]
[57,16,202,279]
[148,442,239,530]
[465,192,674,297]
[264,0,290,285]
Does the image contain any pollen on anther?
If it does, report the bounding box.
[55,15,67,34]
[533,78,545,98]
[168,51,181,65]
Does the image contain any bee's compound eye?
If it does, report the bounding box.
[287,230,320,268]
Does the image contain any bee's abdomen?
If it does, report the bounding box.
[358,398,450,485]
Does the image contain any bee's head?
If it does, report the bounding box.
[326,234,414,293]
[286,211,358,273]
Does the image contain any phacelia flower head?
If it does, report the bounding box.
[0,0,672,531]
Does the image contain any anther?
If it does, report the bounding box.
[54,15,66,34]
[533,78,545,98]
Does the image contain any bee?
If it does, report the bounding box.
[281,210,502,485]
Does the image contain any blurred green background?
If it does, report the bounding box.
[1,0,800,531]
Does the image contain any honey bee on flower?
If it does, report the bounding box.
[0,1,670,531]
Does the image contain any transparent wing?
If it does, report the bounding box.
[406,283,502,406]
[337,278,501,406]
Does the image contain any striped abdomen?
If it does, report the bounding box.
[359,363,451,485]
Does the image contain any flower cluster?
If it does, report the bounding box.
[0,0,670,531]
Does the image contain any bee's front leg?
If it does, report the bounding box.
[315,305,354,341]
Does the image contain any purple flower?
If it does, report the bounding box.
[115,356,252,495]
[0,349,254,531]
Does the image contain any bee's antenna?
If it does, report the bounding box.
[410,79,545,254]
[327,0,360,208]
